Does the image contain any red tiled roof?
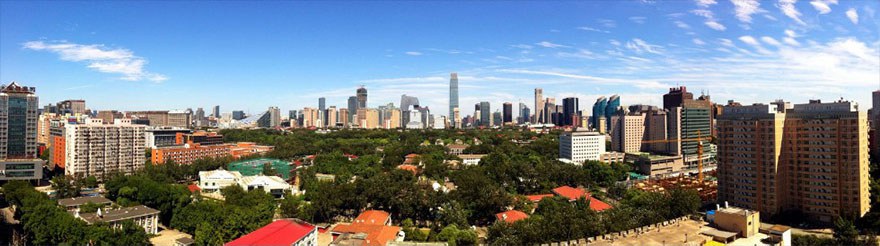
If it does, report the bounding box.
[354,210,390,226]
[589,197,613,212]
[331,210,398,246]
[404,153,420,158]
[187,184,201,193]
[396,164,419,174]
[525,194,554,203]
[495,210,529,223]
[225,220,315,246]
[552,186,589,201]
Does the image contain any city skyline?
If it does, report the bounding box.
[1,1,879,116]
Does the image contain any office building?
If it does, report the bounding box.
[318,97,326,127]
[213,105,220,118]
[338,108,349,127]
[544,97,556,125]
[492,111,502,127]
[519,103,530,124]
[400,94,419,125]
[59,119,146,179]
[357,108,379,129]
[717,100,870,222]
[326,106,337,128]
[449,73,459,128]
[611,110,646,153]
[356,87,367,109]
[534,88,544,124]
[232,111,245,120]
[559,129,606,164]
[144,127,192,148]
[167,110,192,128]
[288,110,297,121]
[0,82,43,181]
[58,99,86,115]
[479,102,491,127]
[453,107,461,129]
[347,96,358,124]
[301,107,319,128]
[605,95,620,131]
[384,108,401,129]
[662,87,713,169]
[592,97,608,131]
[562,97,579,127]
[268,107,281,128]
[503,102,513,124]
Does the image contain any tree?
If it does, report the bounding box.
[51,176,80,199]
[279,195,306,218]
[262,163,278,176]
[79,202,104,213]
[834,217,860,245]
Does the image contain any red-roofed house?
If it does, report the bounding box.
[552,186,589,201]
[331,210,403,246]
[495,210,529,223]
[403,154,422,166]
[225,219,317,246]
[525,194,554,203]
[588,197,613,212]
[396,164,419,175]
[187,184,201,193]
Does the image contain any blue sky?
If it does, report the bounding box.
[1,1,878,117]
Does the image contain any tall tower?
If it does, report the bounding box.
[357,87,368,109]
[347,96,358,124]
[534,88,544,124]
[562,97,579,127]
[502,102,513,124]
[0,82,43,181]
[319,97,326,127]
[449,73,459,128]
[213,105,220,118]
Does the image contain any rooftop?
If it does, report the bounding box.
[552,186,589,201]
[225,219,316,246]
[57,196,112,207]
[79,205,159,224]
[495,210,529,223]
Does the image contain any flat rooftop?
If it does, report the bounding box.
[79,205,159,224]
[57,196,112,207]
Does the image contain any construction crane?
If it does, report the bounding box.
[640,130,710,181]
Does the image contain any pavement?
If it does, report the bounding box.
[149,228,191,246]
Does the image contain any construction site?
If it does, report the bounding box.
[631,170,718,202]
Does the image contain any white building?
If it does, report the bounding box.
[458,154,486,166]
[198,169,243,192]
[559,129,605,164]
[62,118,146,179]
[238,175,293,198]
[78,205,160,234]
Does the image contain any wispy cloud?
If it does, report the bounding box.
[695,0,718,8]
[693,38,707,45]
[625,38,664,54]
[674,21,691,29]
[691,9,727,30]
[730,0,762,23]
[405,51,423,56]
[705,21,727,30]
[22,40,167,82]
[776,0,806,25]
[629,16,647,24]
[535,41,569,48]
[597,19,617,28]
[497,69,672,89]
[809,0,837,14]
[511,44,533,49]
[846,8,859,24]
[577,26,610,33]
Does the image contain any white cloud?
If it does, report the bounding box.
[693,38,707,45]
[705,21,727,30]
[739,36,760,46]
[610,39,622,46]
[696,0,718,7]
[761,36,782,46]
[846,8,859,24]
[405,51,422,56]
[674,21,691,29]
[536,41,569,48]
[556,49,599,59]
[629,16,647,24]
[784,29,798,37]
[497,69,672,89]
[511,44,533,49]
[625,39,664,54]
[777,0,806,25]
[577,26,610,33]
[730,0,761,23]
[691,9,714,18]
[23,40,166,82]
[809,0,837,14]
[597,19,617,28]
[783,37,801,46]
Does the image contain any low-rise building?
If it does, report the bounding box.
[77,205,160,234]
[198,169,243,192]
[331,210,404,246]
[625,152,684,177]
[714,205,760,238]
[599,151,625,163]
[238,175,293,198]
[225,219,318,246]
[445,144,468,155]
[57,196,112,212]
[495,210,529,223]
[457,154,486,166]
[558,129,605,164]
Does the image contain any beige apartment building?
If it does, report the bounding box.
[717,100,870,222]
[61,118,146,179]
[357,108,379,129]
[611,111,646,153]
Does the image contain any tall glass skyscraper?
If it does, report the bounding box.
[562,97,579,126]
[605,95,620,131]
[592,96,607,130]
[356,87,368,109]
[449,73,458,128]
[479,101,491,127]
[347,96,358,124]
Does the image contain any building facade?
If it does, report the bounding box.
[60,118,146,179]
[559,130,606,163]
[0,82,44,181]
[449,73,459,128]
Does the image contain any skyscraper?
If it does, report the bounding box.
[717,100,870,222]
[592,97,607,131]
[519,103,530,124]
[357,87,368,109]
[268,106,281,128]
[604,95,620,131]
[400,95,420,126]
[480,102,491,127]
[562,97,579,127]
[502,102,512,124]
[0,82,43,180]
[347,96,358,124]
[213,105,220,118]
[449,73,459,128]
[319,97,326,127]
[534,88,544,124]
[232,110,245,120]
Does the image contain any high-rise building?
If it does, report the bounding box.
[338,108,349,128]
[605,95,620,131]
[492,112,502,127]
[559,129,606,164]
[872,91,880,157]
[301,108,319,128]
[327,106,337,128]
[717,100,870,222]
[59,118,146,179]
[611,110,646,153]
[400,95,419,126]
[534,88,544,124]
[356,108,379,129]
[0,82,43,180]
[452,107,461,129]
[288,110,297,121]
[519,103,530,124]
[502,102,513,124]
[662,87,713,169]
[544,97,556,125]
[593,97,608,131]
[347,96,358,124]
[97,110,123,124]
[385,108,401,129]
[562,97,579,127]
[167,110,192,128]
[213,105,220,118]
[232,111,246,120]
[357,87,368,109]
[449,73,459,128]
[195,108,206,127]
[319,97,326,127]
[268,107,281,128]
[58,99,86,115]
[479,102,491,127]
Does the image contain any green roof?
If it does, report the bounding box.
[228,158,292,179]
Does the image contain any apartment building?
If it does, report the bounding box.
[559,129,606,163]
[717,100,870,222]
[60,118,146,179]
